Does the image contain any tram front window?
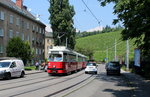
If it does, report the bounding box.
[49,54,62,62]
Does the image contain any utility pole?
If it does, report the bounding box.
[106,47,108,63]
[66,37,68,48]
[115,39,117,61]
[126,39,129,71]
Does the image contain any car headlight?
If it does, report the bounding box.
[0,70,6,74]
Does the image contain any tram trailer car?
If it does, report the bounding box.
[47,46,87,75]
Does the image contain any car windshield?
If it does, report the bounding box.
[48,54,62,62]
[108,62,119,67]
[86,63,96,66]
[0,62,10,68]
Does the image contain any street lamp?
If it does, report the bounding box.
[57,32,66,46]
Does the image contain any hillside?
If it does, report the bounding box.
[75,30,136,61]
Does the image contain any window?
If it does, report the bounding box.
[36,48,38,55]
[0,45,3,53]
[32,25,35,31]
[49,54,63,62]
[23,22,27,29]
[0,28,4,36]
[47,39,49,43]
[10,15,13,24]
[22,33,24,40]
[50,45,53,49]
[0,11,4,20]
[10,62,16,68]
[32,36,35,41]
[27,35,30,41]
[39,49,41,55]
[42,29,45,34]
[16,18,20,26]
[9,30,13,38]
[36,26,39,32]
[27,22,30,29]
[16,32,19,37]
[42,40,44,45]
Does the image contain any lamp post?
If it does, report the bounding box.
[57,32,66,46]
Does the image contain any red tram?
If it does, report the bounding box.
[47,46,87,75]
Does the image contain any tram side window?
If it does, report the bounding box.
[49,54,62,62]
[68,54,76,62]
[79,56,82,62]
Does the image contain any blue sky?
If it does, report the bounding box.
[12,0,117,32]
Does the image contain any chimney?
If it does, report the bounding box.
[16,0,23,8]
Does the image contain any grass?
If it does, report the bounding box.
[24,66,36,70]
[75,30,136,61]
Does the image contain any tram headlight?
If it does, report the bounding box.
[48,63,51,66]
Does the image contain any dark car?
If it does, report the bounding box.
[105,61,121,75]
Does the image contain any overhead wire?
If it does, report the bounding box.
[81,0,101,26]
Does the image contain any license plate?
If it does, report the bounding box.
[52,71,56,73]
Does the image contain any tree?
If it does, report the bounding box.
[75,46,94,60]
[6,37,34,65]
[98,0,150,56]
[48,0,76,49]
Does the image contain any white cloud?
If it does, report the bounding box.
[86,26,103,32]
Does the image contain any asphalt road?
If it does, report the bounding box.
[0,64,134,97]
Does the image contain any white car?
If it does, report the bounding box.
[85,62,98,74]
[0,58,25,79]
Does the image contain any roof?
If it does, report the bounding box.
[0,0,45,26]
[49,46,87,57]
[49,46,70,53]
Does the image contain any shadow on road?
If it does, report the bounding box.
[95,71,150,97]
[95,72,134,97]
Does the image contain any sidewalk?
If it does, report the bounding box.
[122,70,150,97]
[25,70,44,75]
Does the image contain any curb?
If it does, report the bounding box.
[25,70,44,75]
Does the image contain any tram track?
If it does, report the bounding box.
[8,72,86,97]
[0,72,84,92]
[44,75,94,97]
[0,74,50,86]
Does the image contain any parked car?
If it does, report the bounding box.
[105,61,121,75]
[0,58,25,79]
[85,62,98,74]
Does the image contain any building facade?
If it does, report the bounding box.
[0,0,46,64]
[45,32,54,59]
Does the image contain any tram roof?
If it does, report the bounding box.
[49,46,87,57]
[49,46,71,52]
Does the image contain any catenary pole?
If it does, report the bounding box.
[126,40,129,70]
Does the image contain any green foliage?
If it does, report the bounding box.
[6,37,34,65]
[99,0,150,58]
[75,46,94,60]
[75,30,136,61]
[48,0,76,49]
[25,66,36,70]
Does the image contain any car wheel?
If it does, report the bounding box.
[106,72,109,75]
[118,72,121,76]
[95,72,97,74]
[4,73,11,80]
[20,71,25,78]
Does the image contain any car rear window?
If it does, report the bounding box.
[108,62,120,67]
[86,63,96,66]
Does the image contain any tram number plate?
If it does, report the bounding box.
[52,71,57,73]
